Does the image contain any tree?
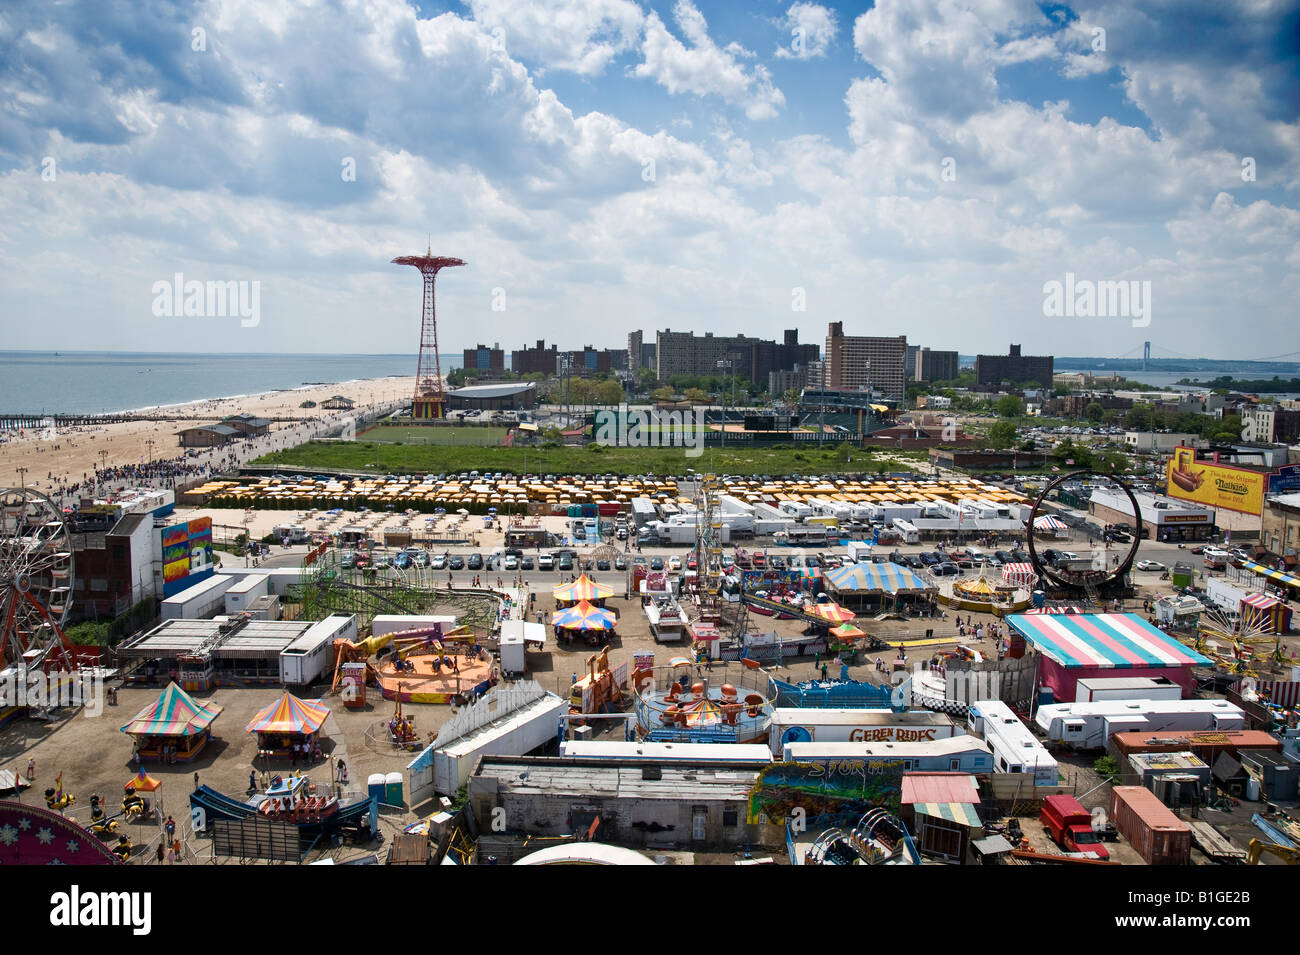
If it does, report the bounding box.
[684,388,708,404]
[987,421,1019,448]
[1085,402,1104,424]
[996,395,1025,418]
[651,386,675,403]
[636,367,657,391]
[1126,403,1154,432]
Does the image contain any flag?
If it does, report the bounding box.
[55,772,62,800]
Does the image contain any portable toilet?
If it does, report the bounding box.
[384,771,404,807]
[1031,590,1045,609]
[1171,562,1194,588]
[367,774,386,804]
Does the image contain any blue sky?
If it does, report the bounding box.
[1,0,1297,360]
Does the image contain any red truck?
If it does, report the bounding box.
[1040,794,1110,860]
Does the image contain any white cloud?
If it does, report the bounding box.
[773,3,837,60]
[463,0,644,76]
[631,0,785,120]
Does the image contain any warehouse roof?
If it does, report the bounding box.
[473,755,760,800]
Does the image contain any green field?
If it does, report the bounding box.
[358,425,509,446]
[253,439,930,477]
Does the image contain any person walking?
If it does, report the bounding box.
[25,758,34,781]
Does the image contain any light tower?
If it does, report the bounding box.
[392,245,466,420]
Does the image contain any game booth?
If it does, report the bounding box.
[246,691,331,760]
[1240,593,1293,635]
[120,681,224,763]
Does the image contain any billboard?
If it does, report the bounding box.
[161,517,214,597]
[1165,447,1265,515]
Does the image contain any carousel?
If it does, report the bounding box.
[633,662,775,744]
[942,572,1030,615]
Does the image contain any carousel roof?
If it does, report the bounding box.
[120,682,223,738]
[553,600,617,631]
[245,692,331,735]
[553,574,615,602]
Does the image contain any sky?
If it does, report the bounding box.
[1,0,1297,361]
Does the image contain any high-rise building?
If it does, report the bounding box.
[627,331,644,370]
[916,348,959,382]
[823,322,907,400]
[974,344,1054,388]
[511,339,559,375]
[904,345,920,380]
[651,328,818,385]
[463,343,504,376]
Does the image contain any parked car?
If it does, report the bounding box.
[467,553,484,570]
[614,556,627,571]
[669,556,683,570]
[503,554,519,571]
[932,562,961,576]
[558,554,574,571]
[1134,559,1166,572]
[393,552,411,570]
[537,554,554,570]
[448,555,465,570]
[650,557,665,570]
[520,556,534,570]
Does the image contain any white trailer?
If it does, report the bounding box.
[631,498,659,528]
[497,620,543,677]
[560,741,773,764]
[768,708,961,756]
[406,682,568,800]
[279,614,356,686]
[891,520,920,544]
[1034,699,1247,750]
[1074,677,1184,703]
[782,737,994,774]
[969,699,1059,785]
[1206,577,1250,616]
[161,574,234,620]
[224,573,269,615]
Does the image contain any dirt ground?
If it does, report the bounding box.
[4,566,1294,865]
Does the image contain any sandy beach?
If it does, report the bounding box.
[0,376,417,497]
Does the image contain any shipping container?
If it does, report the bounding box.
[1110,785,1192,865]
[1074,677,1184,703]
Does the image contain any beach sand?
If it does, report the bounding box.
[0,377,417,495]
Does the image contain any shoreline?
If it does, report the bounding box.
[0,376,418,496]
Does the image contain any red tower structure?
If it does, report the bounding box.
[392,247,466,420]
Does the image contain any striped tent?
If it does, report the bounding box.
[825,561,934,594]
[1002,562,1038,587]
[1241,560,1300,589]
[553,600,617,631]
[1033,515,1067,532]
[1024,605,1084,614]
[1240,593,1292,634]
[809,601,856,624]
[120,682,223,738]
[552,574,615,604]
[245,692,330,736]
[1006,613,1212,669]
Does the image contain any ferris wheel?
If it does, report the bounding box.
[0,487,76,671]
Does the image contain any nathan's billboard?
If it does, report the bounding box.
[1165,447,1265,515]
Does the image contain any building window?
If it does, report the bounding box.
[691,807,707,841]
[722,809,738,828]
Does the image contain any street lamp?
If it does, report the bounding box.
[716,358,736,448]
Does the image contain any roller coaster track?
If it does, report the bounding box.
[300,571,503,632]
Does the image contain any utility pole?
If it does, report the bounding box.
[146,439,155,464]
[16,466,28,491]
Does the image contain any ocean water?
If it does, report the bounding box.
[0,351,462,415]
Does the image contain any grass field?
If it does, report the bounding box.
[358,425,509,446]
[253,439,931,477]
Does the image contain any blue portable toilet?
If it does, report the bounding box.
[367,773,385,804]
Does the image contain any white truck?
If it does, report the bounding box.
[846,541,874,564]
[1034,699,1246,750]
[890,520,920,544]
